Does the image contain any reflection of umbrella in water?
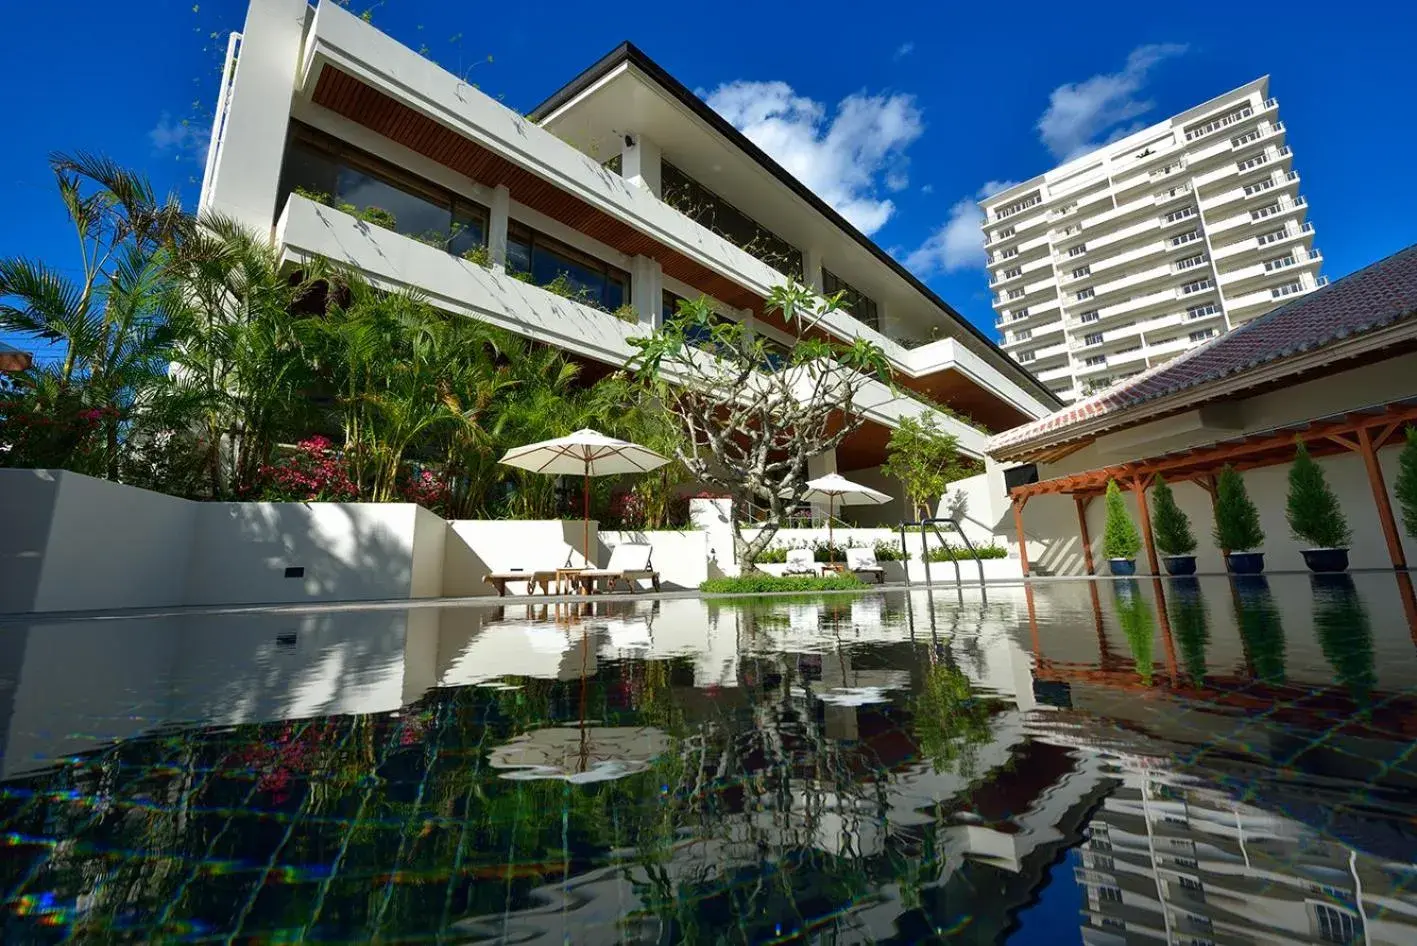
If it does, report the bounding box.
[488,725,670,784]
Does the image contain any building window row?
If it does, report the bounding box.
[1002,266,1023,280]
[993,225,1015,242]
[1014,328,1032,341]
[279,122,489,258]
[1181,278,1213,295]
[1236,152,1270,172]
[1256,226,1291,246]
[1175,254,1207,272]
[1164,206,1197,224]
[1151,160,1185,178]
[1071,265,1091,279]
[1084,355,1107,367]
[1083,332,1103,346]
[1264,253,1297,272]
[1000,246,1019,259]
[1076,287,1095,301]
[1012,308,1030,320]
[661,161,803,278]
[1017,351,1036,363]
[1184,105,1254,141]
[1079,309,1100,323]
[1252,201,1286,220]
[508,220,630,312]
[1231,127,1262,148]
[821,267,880,331]
[1156,183,1191,202]
[1186,303,1220,319]
[1243,177,1276,197]
[1172,229,1202,247]
[994,192,1042,220]
[1007,287,1026,300]
[1189,328,1216,342]
[1273,280,1305,299]
[1067,243,1088,258]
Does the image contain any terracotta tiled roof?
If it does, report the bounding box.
[987,242,1417,456]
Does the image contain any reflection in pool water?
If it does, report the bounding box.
[2,573,1416,943]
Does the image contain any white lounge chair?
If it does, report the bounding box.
[845,547,885,584]
[483,568,556,597]
[783,548,818,575]
[578,544,660,594]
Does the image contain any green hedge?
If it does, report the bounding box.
[699,574,866,594]
[923,543,1008,562]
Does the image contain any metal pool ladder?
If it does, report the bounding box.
[899,517,987,591]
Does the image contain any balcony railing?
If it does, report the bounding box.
[1185,106,1255,141]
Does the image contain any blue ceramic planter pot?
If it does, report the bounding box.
[1163,555,1197,576]
[1301,548,1349,573]
[1108,558,1137,576]
[1226,551,1265,575]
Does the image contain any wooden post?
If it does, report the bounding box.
[1357,427,1408,570]
[1197,473,1225,557]
[1013,495,1031,578]
[1397,571,1417,647]
[1151,578,1179,686]
[1075,494,1096,576]
[1024,581,1041,653]
[1132,477,1161,576]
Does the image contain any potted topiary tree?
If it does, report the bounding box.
[1396,425,1417,538]
[1102,479,1142,575]
[1150,476,1197,575]
[1286,440,1352,572]
[1213,465,1265,573]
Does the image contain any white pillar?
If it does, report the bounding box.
[201,0,309,233]
[488,184,511,272]
[802,247,825,293]
[621,134,662,198]
[630,255,662,328]
[807,449,838,524]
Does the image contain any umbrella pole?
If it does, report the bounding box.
[583,466,591,569]
[828,494,835,564]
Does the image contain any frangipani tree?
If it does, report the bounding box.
[628,283,890,564]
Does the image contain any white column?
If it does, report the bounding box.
[621,134,662,198]
[629,255,662,328]
[201,0,309,233]
[802,247,825,292]
[807,449,838,523]
[488,184,510,272]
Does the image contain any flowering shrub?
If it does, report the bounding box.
[0,387,117,473]
[399,468,452,514]
[250,436,359,502]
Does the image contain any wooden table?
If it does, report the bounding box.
[555,568,586,595]
[820,562,847,575]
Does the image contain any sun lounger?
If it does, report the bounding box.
[577,544,660,594]
[783,548,817,575]
[845,547,885,584]
[484,569,556,597]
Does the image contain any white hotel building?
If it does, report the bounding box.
[981,79,1324,403]
[198,0,1059,516]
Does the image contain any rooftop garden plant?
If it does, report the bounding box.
[1286,440,1351,548]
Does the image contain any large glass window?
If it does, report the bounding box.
[822,267,880,331]
[660,161,803,279]
[509,222,628,312]
[664,289,789,368]
[278,124,488,254]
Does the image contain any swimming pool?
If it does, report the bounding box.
[2,573,1415,942]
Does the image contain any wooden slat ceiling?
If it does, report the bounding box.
[311,65,1031,441]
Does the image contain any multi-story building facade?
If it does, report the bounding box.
[981,78,1323,403]
[199,0,1059,518]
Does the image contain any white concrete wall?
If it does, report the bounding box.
[0,473,446,613]
[442,519,593,596]
[0,470,198,613]
[599,529,709,590]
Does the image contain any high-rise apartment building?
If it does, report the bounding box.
[981,78,1323,403]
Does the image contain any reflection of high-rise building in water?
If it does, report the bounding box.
[1073,763,1417,945]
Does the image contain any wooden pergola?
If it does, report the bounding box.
[1008,399,1417,576]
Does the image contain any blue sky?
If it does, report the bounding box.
[2,0,1414,359]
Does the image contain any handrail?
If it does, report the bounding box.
[900,518,987,597]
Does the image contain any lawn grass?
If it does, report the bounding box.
[699,574,866,594]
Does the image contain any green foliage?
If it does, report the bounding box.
[881,413,967,520]
[924,543,1009,562]
[1395,426,1417,538]
[1102,480,1142,560]
[911,662,996,777]
[1150,476,1196,555]
[1312,577,1375,706]
[1286,440,1351,548]
[1114,582,1156,686]
[461,244,491,267]
[292,185,331,205]
[1168,582,1209,684]
[355,205,397,230]
[699,574,865,594]
[1233,580,1285,684]
[1212,465,1265,552]
[612,303,638,324]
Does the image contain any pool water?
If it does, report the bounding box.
[2,573,1416,943]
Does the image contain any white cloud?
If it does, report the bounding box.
[905,180,1019,275]
[705,80,924,235]
[920,183,934,195]
[149,112,211,161]
[1036,43,1187,161]
[894,42,915,60]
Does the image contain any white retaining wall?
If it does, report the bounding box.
[599,530,711,590]
[442,519,593,597]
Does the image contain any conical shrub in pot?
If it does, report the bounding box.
[1286,440,1352,572]
[1213,465,1265,574]
[1396,425,1417,538]
[1151,476,1197,575]
[1103,479,1142,575]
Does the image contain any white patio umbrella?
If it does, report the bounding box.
[803,472,892,563]
[499,429,669,567]
[488,724,671,783]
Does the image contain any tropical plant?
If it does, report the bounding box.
[1395,426,1417,538]
[628,284,891,564]
[1212,465,1265,552]
[1286,440,1351,548]
[1150,476,1196,556]
[881,413,966,520]
[1102,479,1142,560]
[0,152,186,478]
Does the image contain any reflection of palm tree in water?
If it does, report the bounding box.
[1231,576,1286,684]
[1168,577,1209,686]
[1113,580,1156,686]
[1311,574,1377,707]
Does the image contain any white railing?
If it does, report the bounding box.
[198,31,243,212]
[1184,106,1254,141]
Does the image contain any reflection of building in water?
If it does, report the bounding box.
[1072,761,1417,945]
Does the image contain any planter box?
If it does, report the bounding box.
[1108,558,1137,576]
[1301,547,1349,573]
[1225,551,1265,575]
[1162,555,1197,576]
